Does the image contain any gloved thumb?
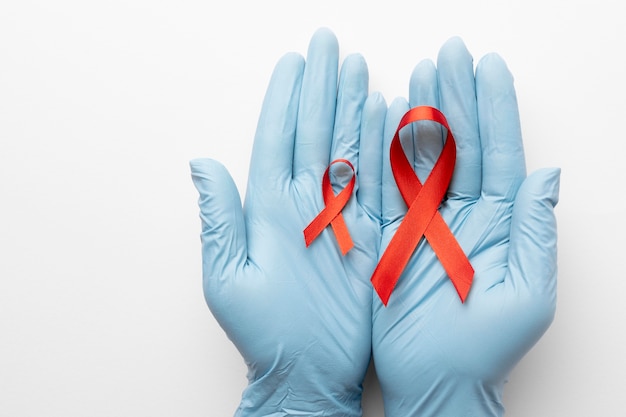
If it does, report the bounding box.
[190,158,247,294]
[507,167,561,301]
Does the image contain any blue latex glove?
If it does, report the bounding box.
[190,28,386,416]
[372,37,561,416]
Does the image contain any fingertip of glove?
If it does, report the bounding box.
[365,91,387,110]
[438,36,472,65]
[278,51,305,68]
[189,158,228,182]
[476,52,513,82]
[444,35,466,46]
[386,97,410,122]
[362,92,387,133]
[309,27,339,55]
[342,53,368,74]
[190,157,220,171]
[541,167,561,207]
[313,26,336,38]
[389,96,409,110]
[189,159,239,201]
[384,97,410,137]
[410,59,437,83]
[525,167,562,207]
[344,52,366,65]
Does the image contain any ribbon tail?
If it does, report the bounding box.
[425,214,474,302]
[371,223,426,306]
[304,211,330,247]
[330,214,354,256]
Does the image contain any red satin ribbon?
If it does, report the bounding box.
[371,106,474,306]
[304,159,355,256]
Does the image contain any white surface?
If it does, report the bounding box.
[1,1,624,416]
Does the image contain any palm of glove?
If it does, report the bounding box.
[372,38,560,417]
[191,29,386,416]
[220,172,379,392]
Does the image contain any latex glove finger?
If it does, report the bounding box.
[507,167,560,301]
[437,37,482,200]
[248,52,304,190]
[330,53,368,164]
[327,53,368,216]
[382,97,411,226]
[293,27,339,179]
[357,92,387,220]
[476,53,527,202]
[190,159,247,298]
[408,59,444,184]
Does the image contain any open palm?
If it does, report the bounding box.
[191,29,386,416]
[372,38,560,417]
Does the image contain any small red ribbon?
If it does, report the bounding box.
[371,106,474,306]
[303,159,355,256]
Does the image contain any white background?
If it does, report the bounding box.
[1,1,624,416]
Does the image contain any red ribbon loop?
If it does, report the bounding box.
[304,159,355,256]
[371,106,474,306]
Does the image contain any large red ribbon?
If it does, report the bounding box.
[304,159,355,256]
[371,106,474,306]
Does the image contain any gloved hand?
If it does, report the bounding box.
[190,28,386,416]
[372,37,560,416]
